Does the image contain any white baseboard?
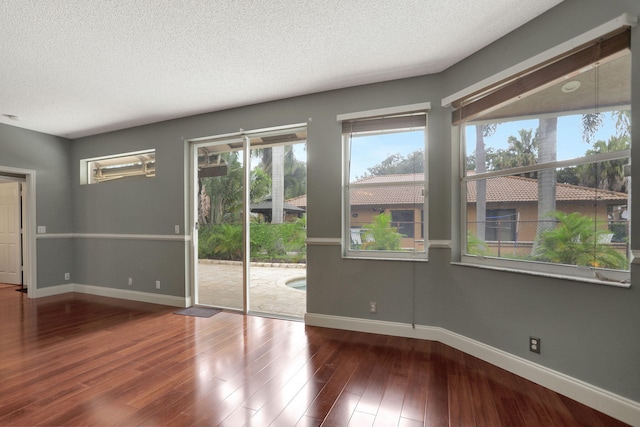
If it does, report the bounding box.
[305,313,640,427]
[35,284,75,297]
[34,283,188,307]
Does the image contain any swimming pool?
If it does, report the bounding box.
[286,278,306,291]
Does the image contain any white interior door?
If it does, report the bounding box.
[0,182,21,284]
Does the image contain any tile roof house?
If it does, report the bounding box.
[288,173,628,246]
[288,172,627,207]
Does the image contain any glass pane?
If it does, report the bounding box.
[349,186,424,253]
[249,142,307,318]
[84,150,155,184]
[463,51,630,273]
[465,54,631,171]
[466,112,630,171]
[349,130,424,183]
[466,160,629,270]
[196,148,244,310]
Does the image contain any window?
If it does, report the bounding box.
[80,149,155,184]
[392,210,415,238]
[485,209,517,242]
[455,28,631,283]
[339,103,429,259]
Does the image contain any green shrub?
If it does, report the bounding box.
[250,217,307,259]
[467,232,489,256]
[199,217,307,263]
[208,223,243,261]
[534,211,627,269]
[197,224,216,259]
[361,213,403,251]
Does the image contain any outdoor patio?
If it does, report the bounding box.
[197,260,306,318]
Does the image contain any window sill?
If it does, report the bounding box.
[451,261,631,289]
[344,254,428,262]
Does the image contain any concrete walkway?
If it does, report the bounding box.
[197,260,306,318]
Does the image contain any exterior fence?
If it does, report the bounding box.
[467,219,629,259]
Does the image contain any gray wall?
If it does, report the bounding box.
[0,0,637,404]
[0,123,74,287]
[439,0,640,401]
[71,122,189,296]
[70,74,440,299]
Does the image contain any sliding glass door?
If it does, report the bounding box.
[192,126,307,318]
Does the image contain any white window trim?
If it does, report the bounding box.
[340,104,430,261]
[337,102,431,122]
[447,18,634,286]
[464,150,631,183]
[454,258,631,288]
[80,149,155,185]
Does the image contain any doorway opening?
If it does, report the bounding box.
[0,181,22,288]
[190,125,307,319]
[0,167,36,298]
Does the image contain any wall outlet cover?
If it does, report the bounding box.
[530,336,541,354]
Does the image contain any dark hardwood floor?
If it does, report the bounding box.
[0,287,628,426]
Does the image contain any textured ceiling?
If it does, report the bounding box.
[0,0,563,139]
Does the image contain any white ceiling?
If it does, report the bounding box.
[0,0,563,139]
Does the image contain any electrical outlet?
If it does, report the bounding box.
[37,225,46,234]
[156,280,161,289]
[529,336,541,354]
[64,272,70,281]
[128,277,133,286]
[369,301,377,313]
[174,225,180,234]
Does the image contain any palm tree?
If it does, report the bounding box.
[581,113,604,144]
[207,223,243,261]
[580,109,631,144]
[536,117,557,240]
[361,213,404,251]
[271,146,285,223]
[534,211,627,269]
[284,156,307,199]
[614,110,631,137]
[201,152,273,225]
[252,145,303,224]
[494,128,538,175]
[577,135,630,192]
[203,151,243,225]
[474,124,497,241]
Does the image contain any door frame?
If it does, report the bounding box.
[187,123,306,313]
[188,135,248,311]
[0,166,36,298]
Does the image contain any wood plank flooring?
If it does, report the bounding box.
[0,288,629,426]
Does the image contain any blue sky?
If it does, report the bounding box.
[347,112,622,181]
[349,131,424,180]
[245,113,621,179]
[292,143,307,164]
